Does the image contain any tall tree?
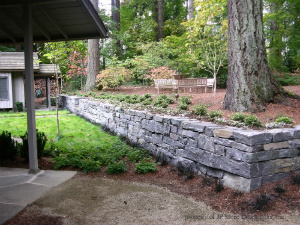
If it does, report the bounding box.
[85,0,100,91]
[187,0,194,20]
[157,0,164,40]
[223,0,283,112]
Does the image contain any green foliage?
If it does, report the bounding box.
[275,116,293,124]
[208,111,223,120]
[231,113,246,122]
[274,74,300,86]
[15,102,23,112]
[192,104,207,116]
[177,96,192,110]
[244,115,263,127]
[135,159,157,174]
[153,94,174,108]
[0,131,18,160]
[20,130,47,161]
[177,103,189,110]
[106,161,127,175]
[127,148,149,163]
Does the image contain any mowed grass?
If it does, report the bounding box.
[0,113,120,151]
[0,110,71,118]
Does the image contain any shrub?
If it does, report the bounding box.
[214,179,225,193]
[135,159,157,174]
[231,112,246,122]
[15,102,24,112]
[178,96,192,105]
[153,94,174,108]
[106,161,127,174]
[96,66,132,90]
[192,104,207,116]
[80,159,101,173]
[178,103,189,110]
[127,148,149,163]
[252,193,271,210]
[145,66,176,82]
[275,116,293,124]
[274,185,286,194]
[0,131,18,160]
[208,110,223,120]
[20,130,47,161]
[244,114,262,127]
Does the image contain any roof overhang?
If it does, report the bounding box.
[0,0,108,45]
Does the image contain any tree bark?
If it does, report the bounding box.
[223,0,283,112]
[187,0,194,20]
[157,0,164,41]
[85,0,100,91]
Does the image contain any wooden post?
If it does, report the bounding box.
[46,77,51,110]
[24,2,39,174]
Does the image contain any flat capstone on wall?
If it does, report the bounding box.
[60,95,300,192]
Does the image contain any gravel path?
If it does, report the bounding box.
[9,176,300,225]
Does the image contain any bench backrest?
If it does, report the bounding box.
[207,78,214,87]
[154,79,177,87]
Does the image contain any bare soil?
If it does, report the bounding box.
[96,85,300,125]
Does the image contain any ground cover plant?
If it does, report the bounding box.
[0,111,154,173]
[0,110,71,118]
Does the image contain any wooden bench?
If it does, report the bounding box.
[177,78,207,93]
[154,79,178,94]
[207,78,215,92]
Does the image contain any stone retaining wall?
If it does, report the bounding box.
[60,95,300,192]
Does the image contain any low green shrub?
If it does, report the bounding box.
[0,131,18,160]
[20,130,47,161]
[15,102,23,112]
[127,148,149,162]
[135,159,157,174]
[244,114,262,127]
[153,94,174,108]
[80,159,101,173]
[192,104,207,116]
[230,112,246,122]
[177,103,189,110]
[275,116,293,124]
[106,161,127,174]
[208,110,223,120]
[178,96,191,105]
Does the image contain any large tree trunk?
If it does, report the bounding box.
[157,0,164,41]
[85,0,100,91]
[223,0,283,112]
[187,0,194,20]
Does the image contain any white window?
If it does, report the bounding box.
[0,76,8,100]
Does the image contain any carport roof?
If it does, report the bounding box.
[0,0,108,45]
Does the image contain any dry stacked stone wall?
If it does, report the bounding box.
[60,95,300,192]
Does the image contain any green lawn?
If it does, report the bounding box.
[0,110,71,118]
[0,111,155,173]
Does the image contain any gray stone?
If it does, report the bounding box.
[213,137,233,147]
[213,129,233,139]
[264,141,289,151]
[262,172,290,185]
[223,173,262,192]
[289,139,300,149]
[170,133,179,141]
[226,148,245,161]
[186,138,198,147]
[233,130,273,146]
[181,121,205,133]
[170,125,178,134]
[294,125,300,138]
[206,167,224,179]
[152,134,163,145]
[278,148,299,158]
[214,145,226,156]
[182,129,199,139]
[272,130,294,142]
[154,115,163,122]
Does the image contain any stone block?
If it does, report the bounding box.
[289,139,300,149]
[223,173,262,192]
[231,142,263,153]
[170,125,178,134]
[226,148,245,161]
[186,138,198,147]
[198,135,215,152]
[262,172,290,186]
[154,115,163,122]
[294,125,300,138]
[213,137,233,147]
[214,129,233,139]
[214,145,226,156]
[182,130,199,139]
[269,129,294,142]
[233,130,273,146]
[182,121,205,133]
[263,141,289,151]
[206,167,224,179]
[170,133,179,141]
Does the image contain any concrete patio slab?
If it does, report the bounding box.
[0,167,76,225]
